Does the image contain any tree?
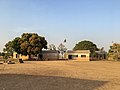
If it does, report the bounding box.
[0,52,9,59]
[73,40,98,54]
[3,41,14,57]
[49,44,56,50]
[108,43,120,60]
[12,37,21,54]
[58,43,67,59]
[4,33,47,59]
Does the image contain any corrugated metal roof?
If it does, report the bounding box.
[41,50,90,53]
[67,50,90,53]
[41,50,59,53]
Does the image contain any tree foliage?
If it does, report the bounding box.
[73,40,98,53]
[108,43,120,60]
[58,43,67,59]
[58,43,67,53]
[49,44,56,50]
[4,33,47,57]
[3,41,14,56]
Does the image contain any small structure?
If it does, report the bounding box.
[13,52,29,60]
[39,50,59,60]
[66,50,90,61]
[95,51,107,60]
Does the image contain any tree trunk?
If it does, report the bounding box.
[29,54,31,60]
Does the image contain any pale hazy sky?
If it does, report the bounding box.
[0,0,120,52]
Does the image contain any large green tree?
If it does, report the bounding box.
[73,40,98,53]
[3,41,14,57]
[108,43,120,60]
[4,33,47,58]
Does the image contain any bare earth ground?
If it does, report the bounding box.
[0,61,120,90]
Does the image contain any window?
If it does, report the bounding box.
[16,54,19,58]
[68,55,78,60]
[81,55,86,58]
[16,54,17,58]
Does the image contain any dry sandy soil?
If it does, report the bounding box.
[0,60,120,90]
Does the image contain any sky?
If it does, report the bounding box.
[0,0,120,52]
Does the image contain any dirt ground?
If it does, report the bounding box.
[0,60,120,90]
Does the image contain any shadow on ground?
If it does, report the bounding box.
[0,74,108,90]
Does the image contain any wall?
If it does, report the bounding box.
[42,53,59,60]
[13,52,29,60]
[66,52,90,61]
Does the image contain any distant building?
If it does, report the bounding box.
[13,51,59,61]
[13,50,90,61]
[13,52,29,60]
[38,50,59,60]
[94,51,107,60]
[65,50,90,61]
